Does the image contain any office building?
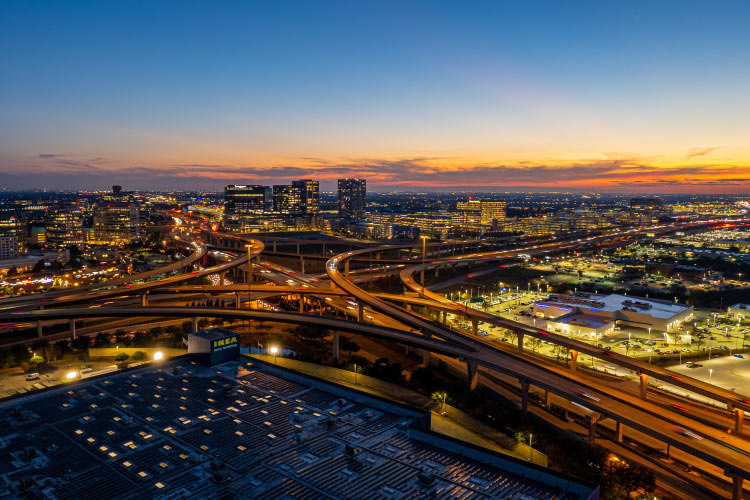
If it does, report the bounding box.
[44,205,84,249]
[0,215,25,257]
[93,202,141,244]
[0,235,18,260]
[293,179,319,215]
[272,184,301,214]
[480,201,507,225]
[338,178,366,219]
[0,356,599,500]
[224,185,266,216]
[273,180,320,216]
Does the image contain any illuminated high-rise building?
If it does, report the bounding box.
[44,205,84,249]
[293,179,319,215]
[224,185,266,216]
[93,202,141,244]
[337,178,366,219]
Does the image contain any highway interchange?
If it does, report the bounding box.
[1,214,748,499]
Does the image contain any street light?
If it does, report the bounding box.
[245,243,254,306]
[270,345,279,364]
[153,351,164,361]
[709,368,713,384]
[420,236,428,297]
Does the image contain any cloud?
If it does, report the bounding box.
[686,147,717,158]
[37,153,67,159]
[4,152,750,193]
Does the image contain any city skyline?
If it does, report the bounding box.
[2,1,750,193]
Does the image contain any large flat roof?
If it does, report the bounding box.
[540,293,690,320]
[0,357,597,500]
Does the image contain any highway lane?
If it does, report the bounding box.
[398,252,750,415]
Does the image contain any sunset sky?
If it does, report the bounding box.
[1,1,749,192]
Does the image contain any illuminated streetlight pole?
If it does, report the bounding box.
[420,236,428,297]
[270,345,279,365]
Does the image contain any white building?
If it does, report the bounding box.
[532,292,694,332]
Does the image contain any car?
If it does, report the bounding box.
[501,338,509,342]
[681,348,690,352]
[734,354,745,359]
[675,426,703,440]
[596,343,604,348]
[604,346,612,351]
[25,373,40,381]
[479,330,488,336]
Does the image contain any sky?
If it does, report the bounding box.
[1,1,749,193]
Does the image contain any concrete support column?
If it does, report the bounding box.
[37,321,43,338]
[730,475,744,500]
[733,408,744,434]
[140,292,148,307]
[299,295,304,313]
[441,310,447,324]
[322,243,326,255]
[375,252,381,261]
[344,260,350,278]
[467,361,479,391]
[434,267,439,278]
[406,303,412,312]
[616,421,624,442]
[358,302,364,322]
[296,242,300,254]
[639,372,649,400]
[235,292,241,308]
[332,331,340,363]
[517,331,525,353]
[569,349,578,372]
[191,317,198,333]
[69,319,76,341]
[247,258,253,284]
[273,240,277,252]
[299,256,305,274]
[586,413,600,444]
[220,272,226,285]
[544,390,551,410]
[520,379,530,413]
[471,319,478,336]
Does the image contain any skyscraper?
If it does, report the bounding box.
[224,185,266,216]
[45,205,84,249]
[293,179,319,215]
[338,178,366,219]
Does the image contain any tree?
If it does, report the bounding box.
[340,338,360,354]
[29,354,44,366]
[10,344,31,365]
[131,351,147,361]
[115,352,130,362]
[527,338,543,354]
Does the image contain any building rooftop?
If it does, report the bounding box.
[0,357,598,500]
[540,293,690,320]
[551,312,613,330]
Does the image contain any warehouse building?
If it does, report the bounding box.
[0,357,599,500]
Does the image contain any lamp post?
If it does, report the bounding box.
[245,243,253,307]
[529,433,533,462]
[709,368,713,384]
[420,236,428,297]
[270,346,279,365]
[354,362,358,385]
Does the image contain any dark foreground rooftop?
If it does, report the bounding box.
[0,356,598,500]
